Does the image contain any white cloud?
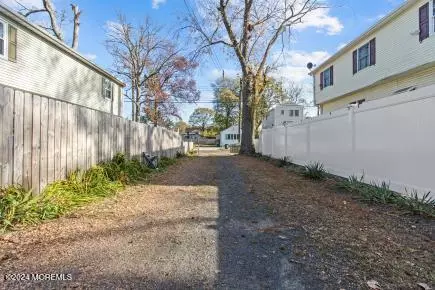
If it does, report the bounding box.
[294,8,343,35]
[152,0,167,9]
[83,53,97,61]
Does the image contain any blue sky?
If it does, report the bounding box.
[1,0,406,121]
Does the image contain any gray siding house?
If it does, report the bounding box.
[0,4,124,115]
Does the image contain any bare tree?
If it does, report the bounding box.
[17,0,81,49]
[106,15,199,123]
[185,0,323,154]
[105,15,161,122]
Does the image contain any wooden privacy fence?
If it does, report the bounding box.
[0,85,184,194]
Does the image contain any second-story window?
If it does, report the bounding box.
[0,21,5,58]
[102,78,113,99]
[433,0,435,32]
[358,43,369,70]
[320,66,333,90]
[353,38,376,74]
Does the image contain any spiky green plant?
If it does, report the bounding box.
[303,162,327,180]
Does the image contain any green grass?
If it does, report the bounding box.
[0,153,179,232]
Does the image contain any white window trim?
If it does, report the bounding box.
[322,67,332,88]
[102,78,113,99]
[357,43,370,72]
[355,41,372,73]
[431,0,435,36]
[0,17,8,60]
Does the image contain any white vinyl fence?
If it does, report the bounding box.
[258,85,435,198]
[0,85,185,193]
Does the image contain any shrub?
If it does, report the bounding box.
[176,151,186,159]
[100,153,151,184]
[0,153,179,232]
[278,156,293,167]
[0,186,40,231]
[303,162,327,180]
[401,190,435,217]
[159,156,177,169]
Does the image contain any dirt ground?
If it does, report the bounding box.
[0,148,433,289]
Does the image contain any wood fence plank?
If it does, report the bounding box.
[72,105,78,171]
[39,97,48,192]
[22,92,33,189]
[47,99,56,184]
[31,95,41,194]
[54,101,62,180]
[97,112,103,162]
[0,87,14,187]
[91,110,98,166]
[66,103,74,174]
[77,107,85,169]
[86,109,92,169]
[13,90,24,185]
[60,102,68,178]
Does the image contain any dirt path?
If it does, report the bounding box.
[0,148,433,289]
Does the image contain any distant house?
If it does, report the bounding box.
[311,0,435,114]
[181,130,200,142]
[262,103,304,129]
[0,4,125,115]
[220,125,240,147]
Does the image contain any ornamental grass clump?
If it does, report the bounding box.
[1,153,179,232]
[303,162,327,180]
[338,175,435,217]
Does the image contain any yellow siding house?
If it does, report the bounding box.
[311,0,435,114]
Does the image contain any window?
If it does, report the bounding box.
[419,2,430,42]
[289,110,294,117]
[295,110,300,117]
[281,110,284,115]
[226,134,230,140]
[8,25,17,62]
[358,43,369,71]
[353,39,376,74]
[432,0,435,33]
[102,78,113,99]
[320,66,333,90]
[0,21,5,58]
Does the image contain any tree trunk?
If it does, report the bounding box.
[131,88,135,121]
[71,4,81,50]
[135,85,141,122]
[240,76,255,155]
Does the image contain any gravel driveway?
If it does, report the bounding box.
[1,147,432,289]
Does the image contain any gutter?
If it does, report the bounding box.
[311,0,418,74]
[0,4,125,87]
